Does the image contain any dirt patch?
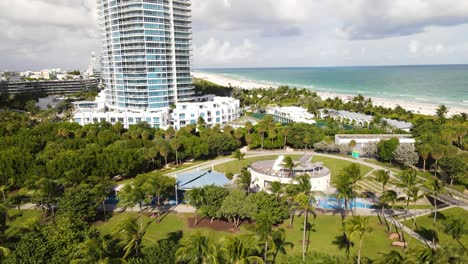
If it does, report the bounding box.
[188,217,238,232]
[298,240,310,245]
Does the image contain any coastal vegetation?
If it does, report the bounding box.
[0,86,467,263]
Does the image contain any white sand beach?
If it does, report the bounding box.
[193,71,466,116]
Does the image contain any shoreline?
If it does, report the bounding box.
[193,71,466,116]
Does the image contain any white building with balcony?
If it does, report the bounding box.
[74,1,241,129]
[172,97,241,129]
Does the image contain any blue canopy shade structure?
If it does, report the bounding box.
[176,170,230,190]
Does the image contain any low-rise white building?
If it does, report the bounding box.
[335,134,416,146]
[172,97,241,130]
[319,109,413,132]
[72,92,241,130]
[266,106,316,124]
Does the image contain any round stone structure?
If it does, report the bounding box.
[248,154,331,192]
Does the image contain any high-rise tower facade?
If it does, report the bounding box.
[97,0,194,112]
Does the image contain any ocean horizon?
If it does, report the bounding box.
[196,65,468,110]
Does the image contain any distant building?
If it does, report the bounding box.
[85,52,102,80]
[335,134,416,146]
[73,92,241,130]
[266,106,316,124]
[319,109,413,132]
[0,79,98,95]
[172,97,241,130]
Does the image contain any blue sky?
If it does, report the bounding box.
[1,0,468,70]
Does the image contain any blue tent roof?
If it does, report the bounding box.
[176,170,229,190]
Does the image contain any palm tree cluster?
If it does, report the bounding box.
[175,230,292,264]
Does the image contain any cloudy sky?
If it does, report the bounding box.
[1,0,468,71]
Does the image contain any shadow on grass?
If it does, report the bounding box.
[160,230,184,244]
[332,234,354,256]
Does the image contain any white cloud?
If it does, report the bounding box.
[1,0,468,70]
[193,38,255,67]
[409,40,420,53]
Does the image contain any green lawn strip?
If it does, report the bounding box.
[96,212,417,260]
[311,156,373,179]
[401,207,468,248]
[95,212,236,244]
[362,159,402,173]
[7,209,43,229]
[214,155,302,175]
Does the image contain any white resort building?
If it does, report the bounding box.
[319,109,413,132]
[335,134,416,146]
[249,154,331,193]
[73,0,239,130]
[266,106,316,124]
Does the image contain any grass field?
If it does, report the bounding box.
[214,155,302,175]
[311,156,373,179]
[402,207,468,248]
[7,209,43,229]
[95,211,419,260]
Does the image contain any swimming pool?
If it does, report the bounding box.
[314,196,372,209]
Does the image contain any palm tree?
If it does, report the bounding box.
[294,193,316,261]
[112,217,146,259]
[257,123,267,150]
[117,182,146,231]
[430,146,444,177]
[234,129,244,146]
[380,190,397,233]
[393,169,422,247]
[176,232,220,264]
[30,177,62,221]
[436,104,448,120]
[268,182,283,202]
[426,179,444,249]
[344,216,373,264]
[270,228,293,263]
[281,156,296,177]
[280,127,290,149]
[233,149,245,161]
[221,234,263,264]
[237,168,252,194]
[92,178,114,222]
[71,237,126,264]
[186,188,205,226]
[170,138,181,166]
[375,170,390,193]
[443,217,466,249]
[418,145,431,172]
[374,250,406,264]
[159,146,169,167]
[144,174,175,222]
[255,212,275,262]
[284,184,301,229]
[245,121,253,135]
[375,169,390,224]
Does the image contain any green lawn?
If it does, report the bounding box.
[214,155,302,175]
[311,156,373,179]
[95,211,420,260]
[402,207,468,248]
[362,159,402,173]
[7,209,43,229]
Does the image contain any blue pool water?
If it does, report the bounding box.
[314,196,371,209]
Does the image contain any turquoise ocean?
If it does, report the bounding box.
[197,65,468,110]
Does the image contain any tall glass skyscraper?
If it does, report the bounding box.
[97,0,194,111]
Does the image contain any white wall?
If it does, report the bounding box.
[249,169,331,193]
